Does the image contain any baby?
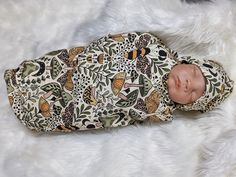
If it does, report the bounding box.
[4,32,234,132]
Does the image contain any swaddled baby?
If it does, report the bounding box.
[4,32,234,132]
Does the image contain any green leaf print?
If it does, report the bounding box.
[106,77,109,85]
[84,68,88,75]
[81,104,85,112]
[87,65,95,69]
[154,65,157,73]
[214,82,220,87]
[104,47,108,54]
[84,105,92,111]
[115,89,139,107]
[109,43,116,48]
[158,67,163,75]
[30,99,36,103]
[92,73,96,81]
[107,73,115,77]
[212,87,215,96]
[46,49,64,56]
[98,65,103,72]
[79,115,87,119]
[83,111,91,115]
[104,70,111,74]
[112,49,116,54]
[163,68,170,72]
[99,74,103,81]
[78,61,86,67]
[31,117,47,129]
[76,104,92,121]
[78,67,82,73]
[93,66,99,72]
[211,78,217,82]
[209,83,212,93]
[98,45,103,52]
[103,64,108,70]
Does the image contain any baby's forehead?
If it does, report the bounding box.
[177,63,197,69]
[185,63,202,71]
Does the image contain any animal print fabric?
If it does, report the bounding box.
[4,32,178,132]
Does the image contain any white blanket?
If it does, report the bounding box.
[1,0,236,176]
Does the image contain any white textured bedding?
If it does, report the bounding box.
[1,0,236,176]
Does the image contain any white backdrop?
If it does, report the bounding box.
[1,0,236,177]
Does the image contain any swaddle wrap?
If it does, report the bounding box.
[4,32,234,132]
[4,32,178,132]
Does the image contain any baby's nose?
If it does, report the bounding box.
[184,79,191,92]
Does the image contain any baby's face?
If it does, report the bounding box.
[167,64,205,104]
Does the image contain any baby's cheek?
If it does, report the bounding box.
[169,90,190,104]
[168,88,177,100]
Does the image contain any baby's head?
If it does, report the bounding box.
[167,56,234,113]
